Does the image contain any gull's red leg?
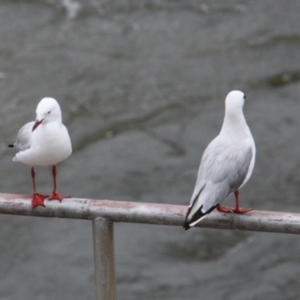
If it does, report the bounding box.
[31,167,48,209]
[232,190,252,213]
[48,165,70,201]
[216,191,252,214]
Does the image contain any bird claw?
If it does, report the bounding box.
[48,192,70,202]
[217,205,233,213]
[232,207,252,214]
[32,193,48,209]
[217,205,252,214]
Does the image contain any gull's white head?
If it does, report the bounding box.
[225,90,245,111]
[32,97,62,131]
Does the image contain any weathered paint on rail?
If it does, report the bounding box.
[0,193,300,234]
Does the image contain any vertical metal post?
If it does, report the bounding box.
[93,217,116,300]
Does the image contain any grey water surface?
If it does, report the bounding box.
[1,0,300,299]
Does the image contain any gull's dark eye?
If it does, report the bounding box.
[243,94,246,100]
[47,111,51,114]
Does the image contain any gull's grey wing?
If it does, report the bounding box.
[184,136,253,228]
[11,122,33,154]
[198,138,253,197]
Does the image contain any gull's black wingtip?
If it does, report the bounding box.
[183,221,191,231]
[8,144,14,148]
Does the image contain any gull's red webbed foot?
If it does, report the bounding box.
[216,205,233,213]
[31,193,48,209]
[232,207,252,214]
[49,192,70,202]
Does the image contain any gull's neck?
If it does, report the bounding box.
[220,107,250,138]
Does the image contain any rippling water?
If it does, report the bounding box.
[1,1,300,299]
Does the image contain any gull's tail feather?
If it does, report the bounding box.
[183,205,206,230]
[183,204,217,230]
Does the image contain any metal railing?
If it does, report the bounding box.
[1,193,300,299]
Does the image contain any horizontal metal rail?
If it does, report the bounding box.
[0,193,300,234]
[2,192,300,300]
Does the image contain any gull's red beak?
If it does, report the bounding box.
[32,119,43,131]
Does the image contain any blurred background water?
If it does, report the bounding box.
[0,0,300,299]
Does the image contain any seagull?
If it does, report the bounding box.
[9,97,72,209]
[183,91,256,230]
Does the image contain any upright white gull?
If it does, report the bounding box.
[183,90,255,230]
[9,97,72,209]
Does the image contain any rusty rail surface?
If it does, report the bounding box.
[0,193,300,234]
